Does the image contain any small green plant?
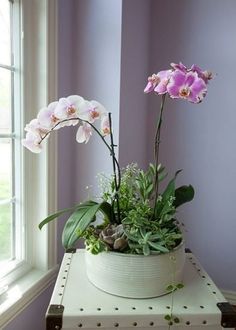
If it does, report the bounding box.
[164,283,184,328]
[82,163,192,255]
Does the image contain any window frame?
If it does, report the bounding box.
[0,0,58,326]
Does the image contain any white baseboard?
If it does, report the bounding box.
[221,289,236,305]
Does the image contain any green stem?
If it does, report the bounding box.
[108,113,121,223]
[153,94,166,218]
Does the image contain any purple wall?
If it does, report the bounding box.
[4,284,54,330]
[71,0,123,202]
[4,0,236,328]
[119,0,151,169]
[148,0,236,291]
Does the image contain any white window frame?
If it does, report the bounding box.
[0,0,58,326]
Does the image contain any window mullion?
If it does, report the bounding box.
[0,198,15,205]
[0,133,15,138]
[0,64,15,71]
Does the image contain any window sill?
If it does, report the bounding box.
[0,265,59,328]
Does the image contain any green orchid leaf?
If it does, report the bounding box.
[38,204,82,230]
[174,185,195,208]
[62,200,112,249]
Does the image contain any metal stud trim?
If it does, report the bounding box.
[66,247,76,253]
[217,302,236,328]
[46,304,64,330]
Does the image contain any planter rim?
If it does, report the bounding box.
[86,240,184,258]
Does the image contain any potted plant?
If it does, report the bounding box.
[22,62,213,299]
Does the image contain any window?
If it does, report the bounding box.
[0,0,23,279]
[0,0,58,326]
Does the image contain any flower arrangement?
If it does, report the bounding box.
[23,62,212,256]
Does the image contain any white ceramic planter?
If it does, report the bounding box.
[85,242,185,298]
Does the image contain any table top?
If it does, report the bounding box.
[48,250,229,329]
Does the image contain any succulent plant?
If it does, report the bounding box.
[99,224,128,251]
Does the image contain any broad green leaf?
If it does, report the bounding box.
[62,201,112,249]
[38,205,81,230]
[174,185,195,208]
[155,170,182,217]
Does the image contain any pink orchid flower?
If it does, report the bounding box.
[144,70,172,94]
[167,69,207,103]
[170,62,188,73]
[190,64,213,84]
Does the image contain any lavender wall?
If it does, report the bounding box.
[71,0,122,202]
[119,0,151,169]
[57,0,78,262]
[148,0,236,291]
[4,0,236,328]
[4,284,54,330]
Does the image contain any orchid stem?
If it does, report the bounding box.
[108,112,121,223]
[153,94,166,218]
[39,116,121,192]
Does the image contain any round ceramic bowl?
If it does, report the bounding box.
[85,242,185,298]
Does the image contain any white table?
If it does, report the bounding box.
[46,250,236,329]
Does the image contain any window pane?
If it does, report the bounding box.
[0,0,11,66]
[0,203,12,262]
[0,67,12,134]
[0,138,12,200]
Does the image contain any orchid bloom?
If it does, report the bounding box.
[37,101,59,130]
[54,95,83,120]
[170,62,188,73]
[78,100,106,124]
[101,114,110,136]
[144,70,172,94]
[22,95,110,153]
[76,122,92,144]
[145,62,212,103]
[22,131,42,153]
[190,64,213,84]
[167,69,207,103]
